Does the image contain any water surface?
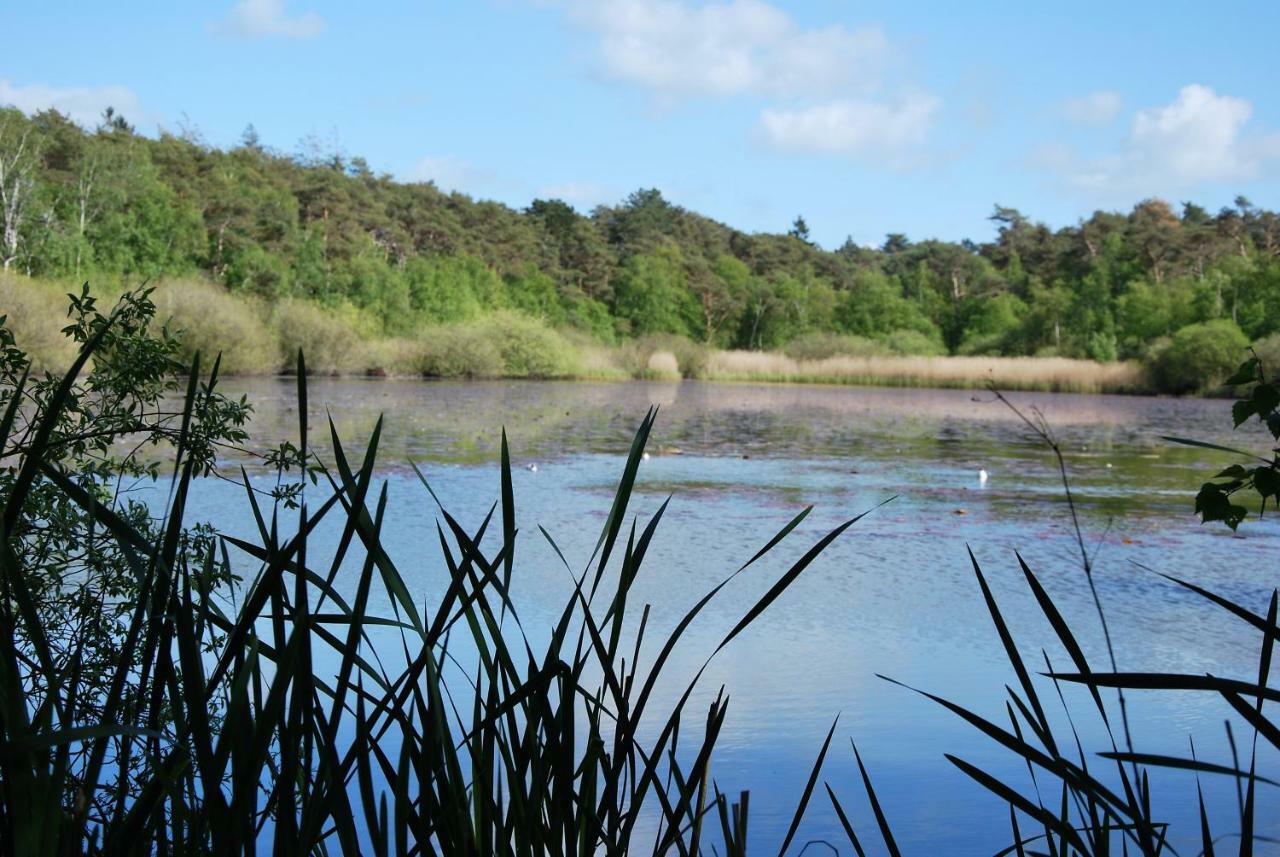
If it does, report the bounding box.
[177,379,1279,853]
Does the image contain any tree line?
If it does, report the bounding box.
[3,105,1279,364]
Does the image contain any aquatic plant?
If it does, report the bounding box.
[0,292,873,854]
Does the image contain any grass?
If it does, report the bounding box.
[3,298,1279,854]
[706,350,1149,394]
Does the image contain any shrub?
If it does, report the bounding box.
[475,311,581,378]
[417,326,505,378]
[358,337,430,376]
[0,275,79,372]
[1251,332,1280,375]
[153,280,279,374]
[614,333,708,378]
[645,350,681,379]
[784,332,887,361]
[1148,319,1250,394]
[271,298,370,374]
[882,327,947,356]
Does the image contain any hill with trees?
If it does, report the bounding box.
[2,105,1279,388]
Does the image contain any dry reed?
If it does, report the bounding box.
[706,350,1149,393]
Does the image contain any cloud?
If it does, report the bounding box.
[214,0,325,39]
[0,79,147,129]
[537,181,617,210]
[563,0,889,100]
[1056,91,1123,126]
[759,93,940,160]
[408,156,499,195]
[1041,85,1280,192]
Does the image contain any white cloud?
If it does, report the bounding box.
[0,79,147,129]
[214,0,325,39]
[1057,90,1123,126]
[759,93,940,159]
[408,156,495,195]
[537,181,616,210]
[1043,85,1280,192]
[564,0,889,100]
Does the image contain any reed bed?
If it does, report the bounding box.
[707,350,1150,393]
[4,273,1166,394]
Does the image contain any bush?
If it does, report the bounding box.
[615,333,709,379]
[882,328,947,356]
[271,298,372,375]
[0,275,80,372]
[1251,332,1280,376]
[153,280,279,374]
[417,312,579,379]
[358,337,430,376]
[1149,319,1250,394]
[645,350,681,379]
[418,326,505,378]
[474,312,580,378]
[784,332,887,361]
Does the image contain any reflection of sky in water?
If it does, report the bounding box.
[157,379,1279,854]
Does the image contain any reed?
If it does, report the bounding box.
[3,288,1277,856]
[706,350,1150,393]
[0,322,867,854]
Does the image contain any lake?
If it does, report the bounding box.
[175,378,1279,854]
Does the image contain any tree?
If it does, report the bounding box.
[881,233,911,254]
[788,215,811,243]
[0,109,40,271]
[1150,319,1249,394]
[611,247,695,337]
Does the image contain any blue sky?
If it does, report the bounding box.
[4,0,1279,248]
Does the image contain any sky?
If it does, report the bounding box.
[4,0,1280,248]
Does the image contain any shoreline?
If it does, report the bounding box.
[234,361,1155,396]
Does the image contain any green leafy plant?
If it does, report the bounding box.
[0,297,879,854]
[1167,352,1280,529]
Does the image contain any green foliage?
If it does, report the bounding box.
[8,106,1280,371]
[784,332,888,360]
[0,286,257,821]
[418,312,579,378]
[612,248,697,337]
[153,280,280,375]
[1,324,868,852]
[474,311,580,377]
[0,276,79,371]
[418,325,505,378]
[616,333,710,378]
[956,293,1028,356]
[271,297,371,374]
[1148,319,1250,394]
[1173,354,1280,529]
[882,327,948,356]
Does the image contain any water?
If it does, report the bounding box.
[171,378,1279,854]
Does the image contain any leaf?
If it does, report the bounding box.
[1253,466,1280,499]
[1163,435,1269,462]
[1225,357,1261,387]
[1233,399,1258,428]
[1195,483,1248,530]
[1250,381,1280,419]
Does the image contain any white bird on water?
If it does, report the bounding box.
[526,463,538,473]
[978,468,989,486]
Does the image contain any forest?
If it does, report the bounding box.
[2,105,1279,391]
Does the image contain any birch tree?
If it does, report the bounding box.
[0,110,40,271]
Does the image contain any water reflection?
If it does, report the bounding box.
[183,379,1276,853]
